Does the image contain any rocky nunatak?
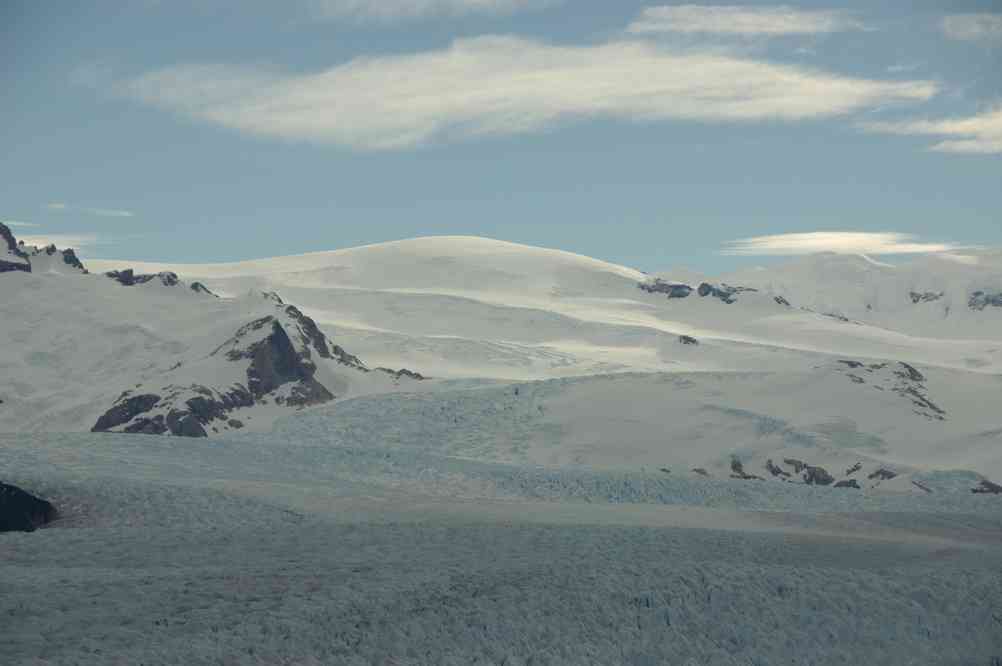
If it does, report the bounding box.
[91,292,425,437]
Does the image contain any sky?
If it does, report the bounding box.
[2,1,1000,273]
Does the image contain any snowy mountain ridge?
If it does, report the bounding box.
[0,223,422,437]
[4,224,1002,492]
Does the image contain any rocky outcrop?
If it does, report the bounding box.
[105,269,180,287]
[678,335,699,346]
[803,465,834,486]
[845,462,862,476]
[969,291,1002,311]
[774,296,791,307]
[222,317,333,406]
[765,459,791,478]
[835,360,945,421]
[868,468,898,481]
[638,279,693,299]
[972,479,1002,495]
[910,291,943,304]
[61,248,86,272]
[0,223,31,273]
[697,282,757,304]
[0,482,57,532]
[730,458,763,481]
[375,367,427,381]
[92,393,162,432]
[190,282,217,297]
[783,458,808,474]
[834,479,860,489]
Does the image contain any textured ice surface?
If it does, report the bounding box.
[3,430,1002,664]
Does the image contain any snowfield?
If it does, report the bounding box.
[3,230,1002,663]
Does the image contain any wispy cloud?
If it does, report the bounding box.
[46,202,135,217]
[17,233,101,249]
[627,5,865,37]
[860,106,1002,155]
[942,13,1002,43]
[2,220,40,228]
[306,0,556,21]
[119,35,936,150]
[722,231,965,256]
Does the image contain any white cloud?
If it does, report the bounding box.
[860,106,1002,155]
[2,221,39,228]
[307,0,554,20]
[722,232,964,256]
[121,36,936,150]
[46,202,135,217]
[85,207,135,218]
[17,233,101,250]
[942,13,1002,43]
[627,5,864,36]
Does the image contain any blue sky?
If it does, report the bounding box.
[2,1,1000,272]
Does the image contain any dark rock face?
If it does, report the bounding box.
[765,459,791,478]
[783,458,808,474]
[803,466,834,486]
[910,291,943,304]
[375,367,427,380]
[845,462,862,476]
[0,483,57,533]
[638,280,693,299]
[61,248,86,272]
[972,479,1002,495]
[92,394,162,432]
[868,468,898,481]
[697,282,757,304]
[190,282,218,297]
[691,468,710,477]
[774,296,791,307]
[678,335,699,346]
[166,410,207,438]
[834,479,860,489]
[969,291,1002,311]
[124,415,167,435]
[105,269,180,287]
[730,458,763,481]
[0,223,31,273]
[285,305,335,361]
[896,362,925,383]
[222,318,333,407]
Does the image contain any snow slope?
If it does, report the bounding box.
[0,227,421,435]
[80,235,1002,487]
[88,237,1002,379]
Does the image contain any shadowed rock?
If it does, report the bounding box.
[190,282,218,297]
[969,291,1002,311]
[638,279,693,299]
[0,222,31,273]
[803,466,834,486]
[0,483,57,532]
[92,394,161,432]
[678,335,699,346]
[834,479,860,489]
[868,468,898,481]
[106,269,179,287]
[972,479,1002,495]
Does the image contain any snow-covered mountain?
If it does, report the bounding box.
[6,226,1002,489]
[0,223,422,437]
